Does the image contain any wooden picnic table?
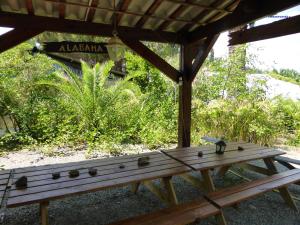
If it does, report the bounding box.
[162,141,294,225]
[0,141,293,225]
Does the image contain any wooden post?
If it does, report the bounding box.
[40,201,49,225]
[178,45,192,148]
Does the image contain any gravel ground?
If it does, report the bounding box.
[0,148,299,225]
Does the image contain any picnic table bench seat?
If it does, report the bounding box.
[110,169,300,225]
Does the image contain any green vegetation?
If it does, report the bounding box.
[0,41,299,155]
[269,68,300,85]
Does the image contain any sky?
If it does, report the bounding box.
[214,6,300,72]
[0,6,299,72]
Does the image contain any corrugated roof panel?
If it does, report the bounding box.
[33,0,59,18]
[0,0,241,32]
[1,0,27,14]
[143,1,181,30]
[119,0,154,27]
[64,0,88,20]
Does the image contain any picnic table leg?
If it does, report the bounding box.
[40,201,49,225]
[217,166,231,177]
[201,170,227,225]
[131,182,140,194]
[162,176,178,205]
[263,158,298,211]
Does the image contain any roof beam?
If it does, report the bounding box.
[229,15,300,45]
[135,0,163,28]
[25,0,34,15]
[187,0,300,44]
[120,36,182,82]
[85,0,99,22]
[0,29,43,53]
[0,12,183,44]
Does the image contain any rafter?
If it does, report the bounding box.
[135,0,163,28]
[120,37,182,82]
[25,0,34,15]
[229,15,300,45]
[0,29,43,53]
[58,0,65,19]
[116,0,132,25]
[46,0,203,26]
[166,0,232,13]
[85,0,99,22]
[187,0,300,44]
[157,0,191,31]
[179,0,225,33]
[0,12,183,44]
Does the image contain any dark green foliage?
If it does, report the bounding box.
[0,42,299,152]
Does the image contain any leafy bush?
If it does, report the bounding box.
[1,42,299,152]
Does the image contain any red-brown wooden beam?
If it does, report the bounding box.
[59,0,66,19]
[85,0,99,22]
[187,0,300,44]
[25,0,34,15]
[135,0,163,28]
[229,15,300,45]
[179,0,224,33]
[120,37,182,82]
[178,44,192,148]
[158,0,191,31]
[116,0,132,25]
[0,29,43,53]
[191,35,219,80]
[0,12,183,44]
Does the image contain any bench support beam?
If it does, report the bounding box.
[162,177,178,205]
[217,166,231,177]
[238,163,273,176]
[201,170,227,225]
[40,201,49,225]
[263,158,298,211]
[131,182,140,194]
[180,173,205,189]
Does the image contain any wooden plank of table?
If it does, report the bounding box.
[14,151,164,174]
[0,169,11,175]
[164,141,252,154]
[166,147,277,168]
[13,152,169,180]
[164,145,284,171]
[162,144,271,166]
[191,149,283,170]
[110,198,220,225]
[9,158,187,195]
[7,163,191,207]
[163,142,271,159]
[209,168,300,200]
[208,169,300,207]
[0,190,5,207]
[11,154,183,190]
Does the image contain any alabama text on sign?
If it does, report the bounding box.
[43,42,108,54]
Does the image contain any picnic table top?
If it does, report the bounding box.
[163,142,284,171]
[7,151,190,207]
[5,142,284,208]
